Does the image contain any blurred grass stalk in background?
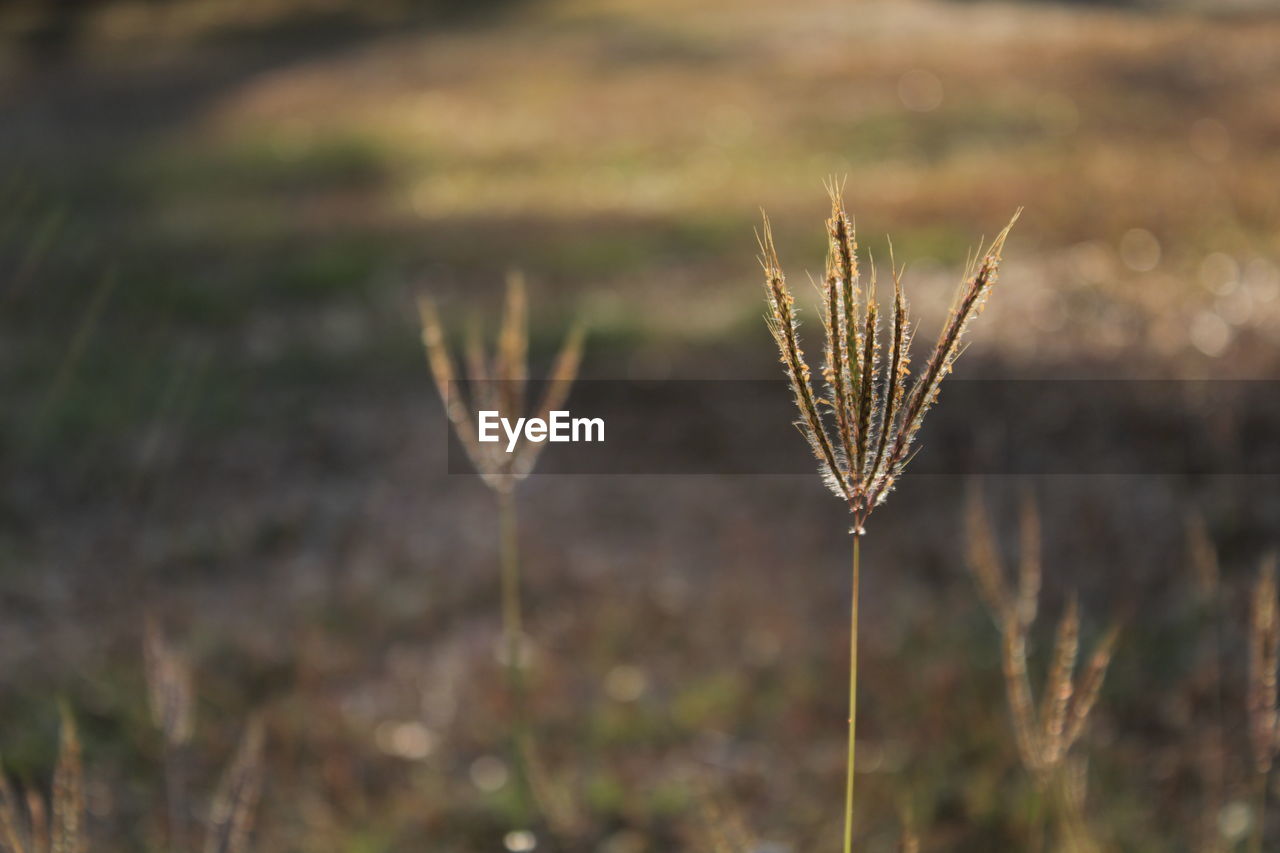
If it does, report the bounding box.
[1248,554,1280,853]
[966,487,1118,852]
[418,272,584,843]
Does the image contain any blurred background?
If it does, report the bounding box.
[2,0,1280,849]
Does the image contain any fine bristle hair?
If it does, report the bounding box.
[418,274,585,494]
[964,486,1118,784]
[762,184,1019,533]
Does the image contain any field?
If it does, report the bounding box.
[2,0,1280,850]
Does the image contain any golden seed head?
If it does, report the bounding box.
[762,188,1018,532]
[418,274,585,494]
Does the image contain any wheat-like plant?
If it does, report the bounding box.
[203,718,265,853]
[965,488,1118,851]
[418,271,584,495]
[761,184,1017,851]
[144,617,195,851]
[0,707,85,853]
[0,638,267,853]
[143,621,266,853]
[418,271,584,838]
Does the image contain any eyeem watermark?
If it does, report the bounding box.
[478,410,605,453]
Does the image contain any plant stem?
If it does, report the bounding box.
[844,534,862,853]
[1253,771,1269,853]
[1028,779,1046,853]
[499,487,524,691]
[163,745,185,852]
[1205,586,1227,853]
[498,487,535,826]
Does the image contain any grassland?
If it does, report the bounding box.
[2,0,1280,849]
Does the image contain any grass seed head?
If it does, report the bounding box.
[143,617,195,748]
[1040,595,1080,768]
[1016,492,1042,629]
[762,186,1019,533]
[51,707,84,853]
[0,756,30,853]
[418,274,585,494]
[965,488,1117,784]
[204,717,266,853]
[760,214,849,500]
[1064,623,1120,753]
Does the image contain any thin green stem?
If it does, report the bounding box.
[844,534,861,853]
[498,488,535,826]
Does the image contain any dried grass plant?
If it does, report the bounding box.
[1,669,263,853]
[143,621,266,853]
[1185,510,1228,853]
[965,488,1119,852]
[760,184,1018,851]
[689,778,757,853]
[418,271,584,838]
[0,707,84,853]
[144,617,194,850]
[897,803,920,853]
[203,718,266,853]
[1248,554,1280,853]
